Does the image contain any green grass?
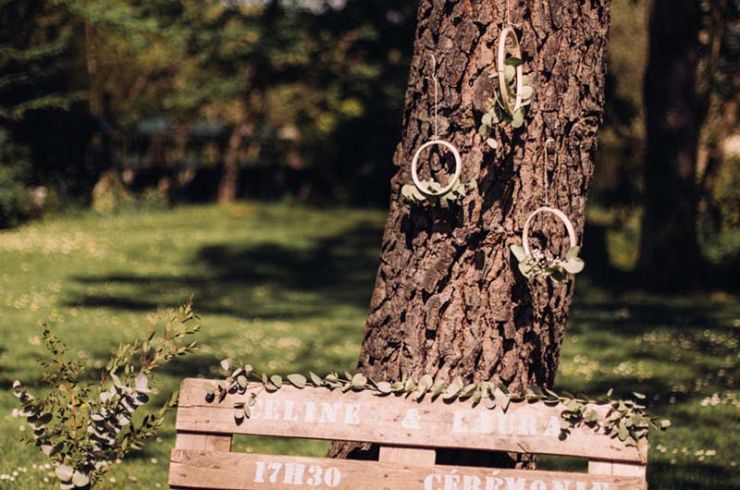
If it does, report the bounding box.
[0,202,737,489]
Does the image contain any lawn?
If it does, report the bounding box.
[0,202,737,489]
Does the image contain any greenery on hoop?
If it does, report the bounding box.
[206,360,670,449]
[511,244,585,281]
[401,179,477,208]
[479,57,533,147]
[11,303,200,489]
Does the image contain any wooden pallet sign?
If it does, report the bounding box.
[169,378,648,490]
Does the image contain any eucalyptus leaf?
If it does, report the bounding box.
[563,257,585,274]
[375,381,392,395]
[494,388,511,412]
[135,373,150,393]
[309,371,324,386]
[483,396,497,410]
[618,425,629,441]
[351,373,367,389]
[270,375,283,388]
[486,138,498,149]
[510,244,527,262]
[520,85,533,100]
[287,373,306,388]
[401,184,417,201]
[432,380,446,397]
[518,261,533,278]
[504,64,516,82]
[55,465,74,482]
[459,383,477,399]
[442,384,461,401]
[511,109,524,128]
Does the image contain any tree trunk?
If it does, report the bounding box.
[217,120,252,203]
[636,0,704,289]
[331,0,611,461]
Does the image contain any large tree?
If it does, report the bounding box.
[636,0,704,288]
[637,0,738,289]
[333,0,612,461]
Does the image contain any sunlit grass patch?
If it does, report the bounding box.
[0,203,737,489]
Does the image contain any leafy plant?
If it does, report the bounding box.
[479,58,533,146]
[401,180,477,208]
[510,244,585,281]
[12,303,200,489]
[206,361,668,448]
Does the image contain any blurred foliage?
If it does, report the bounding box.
[0,0,737,273]
[0,130,32,227]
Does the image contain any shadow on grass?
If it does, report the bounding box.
[648,461,736,490]
[64,221,384,321]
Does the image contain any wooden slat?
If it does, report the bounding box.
[175,432,232,452]
[176,378,646,463]
[589,460,647,478]
[379,446,435,465]
[169,450,646,490]
[171,432,232,490]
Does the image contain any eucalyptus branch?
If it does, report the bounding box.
[12,302,200,489]
[206,361,669,449]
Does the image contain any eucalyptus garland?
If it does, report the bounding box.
[479,60,533,149]
[206,360,669,448]
[401,180,477,208]
[511,244,585,281]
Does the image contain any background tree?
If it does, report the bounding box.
[332,0,612,461]
[637,0,738,288]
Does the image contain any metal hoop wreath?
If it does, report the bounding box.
[410,139,462,197]
[522,206,578,259]
[497,26,524,113]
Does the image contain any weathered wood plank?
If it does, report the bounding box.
[169,450,647,490]
[175,432,232,452]
[171,432,232,490]
[589,460,646,478]
[177,378,646,463]
[379,446,435,466]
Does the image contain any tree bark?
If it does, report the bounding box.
[636,0,705,289]
[331,0,611,461]
[217,120,252,204]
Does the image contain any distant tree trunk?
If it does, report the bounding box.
[636,0,704,288]
[218,120,252,203]
[331,0,611,462]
